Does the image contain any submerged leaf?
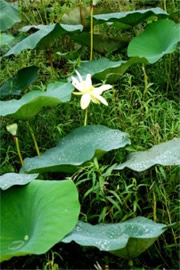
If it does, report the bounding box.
[0,179,80,262]
[0,66,39,98]
[0,173,38,190]
[63,217,167,259]
[0,81,74,120]
[22,125,130,173]
[115,138,180,172]
[128,19,180,63]
[0,0,21,31]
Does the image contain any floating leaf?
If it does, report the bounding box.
[70,32,128,54]
[22,125,130,174]
[0,179,80,262]
[93,8,168,28]
[0,66,39,98]
[128,19,180,63]
[72,57,147,83]
[63,217,167,259]
[4,23,83,57]
[0,81,74,120]
[0,173,38,190]
[115,138,180,172]
[0,0,21,31]
[0,33,15,48]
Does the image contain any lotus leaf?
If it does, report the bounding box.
[71,57,147,83]
[0,81,74,120]
[0,173,38,190]
[5,23,83,57]
[0,179,80,262]
[70,32,128,54]
[115,138,180,172]
[0,66,39,98]
[0,0,21,31]
[22,125,130,173]
[93,8,168,28]
[128,19,180,63]
[0,33,15,48]
[62,217,167,259]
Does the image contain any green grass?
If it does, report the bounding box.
[0,0,179,269]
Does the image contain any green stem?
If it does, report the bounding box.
[14,137,24,167]
[84,109,88,126]
[128,259,133,267]
[48,49,54,73]
[142,64,148,97]
[26,121,40,156]
[90,5,94,61]
[163,0,167,12]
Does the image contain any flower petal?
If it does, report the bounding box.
[95,95,108,106]
[91,96,100,104]
[75,70,83,82]
[86,74,92,86]
[80,94,91,110]
[94,84,112,95]
[72,76,84,92]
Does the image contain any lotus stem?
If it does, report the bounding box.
[90,5,94,61]
[84,108,88,126]
[128,259,133,267]
[153,191,157,222]
[48,49,54,72]
[14,136,24,167]
[26,121,40,156]
[142,64,148,98]
[163,0,167,12]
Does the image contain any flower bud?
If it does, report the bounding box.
[6,123,18,136]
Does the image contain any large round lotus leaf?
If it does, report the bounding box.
[4,23,83,57]
[128,19,180,63]
[0,173,38,190]
[93,8,168,28]
[0,66,39,98]
[62,217,167,259]
[0,33,15,48]
[70,32,128,54]
[0,0,21,31]
[115,138,180,172]
[22,125,130,173]
[0,179,80,262]
[0,81,73,120]
[71,57,147,83]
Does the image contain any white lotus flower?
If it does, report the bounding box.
[6,123,18,136]
[72,71,112,110]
